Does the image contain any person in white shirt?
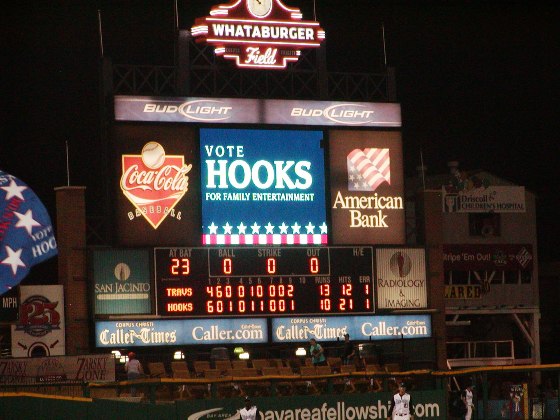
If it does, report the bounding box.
[239,396,259,420]
[462,384,475,420]
[387,383,414,420]
[124,352,144,397]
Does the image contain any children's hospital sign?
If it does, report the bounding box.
[191,0,325,69]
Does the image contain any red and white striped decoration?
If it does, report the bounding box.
[347,148,391,191]
[203,234,327,245]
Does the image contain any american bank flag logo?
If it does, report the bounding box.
[347,148,391,191]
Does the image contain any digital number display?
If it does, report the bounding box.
[155,246,374,317]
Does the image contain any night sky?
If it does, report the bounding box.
[1,1,559,284]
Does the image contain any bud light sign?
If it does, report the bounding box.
[201,128,327,246]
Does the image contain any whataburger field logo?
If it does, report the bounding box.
[191,0,325,69]
[120,142,192,229]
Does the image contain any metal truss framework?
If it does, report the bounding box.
[112,38,393,101]
[445,308,541,367]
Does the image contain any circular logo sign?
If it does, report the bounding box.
[389,251,412,277]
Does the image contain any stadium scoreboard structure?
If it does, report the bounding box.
[92,95,433,347]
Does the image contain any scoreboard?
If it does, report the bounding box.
[155,246,374,317]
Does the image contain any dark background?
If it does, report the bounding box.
[1,1,559,285]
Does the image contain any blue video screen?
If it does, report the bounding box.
[200,128,327,245]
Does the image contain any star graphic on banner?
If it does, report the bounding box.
[208,222,218,234]
[319,222,328,234]
[251,222,261,234]
[223,222,233,234]
[279,222,289,234]
[1,246,26,275]
[349,174,355,181]
[14,209,41,235]
[353,182,360,189]
[305,222,315,234]
[1,179,27,200]
[362,181,368,188]
[291,222,301,234]
[237,222,247,234]
[265,222,275,234]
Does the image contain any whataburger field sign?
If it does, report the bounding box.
[191,0,325,69]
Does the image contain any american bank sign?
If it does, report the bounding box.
[191,0,325,69]
[114,96,402,127]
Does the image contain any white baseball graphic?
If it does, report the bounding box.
[141,142,166,169]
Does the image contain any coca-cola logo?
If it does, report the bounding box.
[121,142,192,229]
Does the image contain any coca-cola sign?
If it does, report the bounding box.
[191,0,325,69]
[120,142,192,229]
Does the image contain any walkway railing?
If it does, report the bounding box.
[447,340,515,368]
[2,364,560,418]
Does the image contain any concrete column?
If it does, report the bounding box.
[55,186,89,355]
[419,190,448,370]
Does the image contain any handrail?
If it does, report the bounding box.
[446,339,514,360]
[3,363,560,412]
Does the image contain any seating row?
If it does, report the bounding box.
[151,360,398,399]
[146,359,400,379]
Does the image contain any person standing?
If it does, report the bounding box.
[342,333,356,365]
[309,338,327,366]
[387,383,414,420]
[239,396,259,420]
[124,352,144,397]
[462,384,475,420]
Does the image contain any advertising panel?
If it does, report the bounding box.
[0,287,18,322]
[265,99,402,127]
[93,249,151,315]
[443,244,533,271]
[504,384,529,419]
[442,185,526,213]
[329,130,405,244]
[0,354,115,385]
[176,391,445,419]
[444,285,482,299]
[114,96,402,127]
[11,285,65,357]
[200,128,327,245]
[113,124,201,246]
[95,318,268,347]
[191,0,325,69]
[114,96,261,124]
[271,314,432,342]
[376,248,427,310]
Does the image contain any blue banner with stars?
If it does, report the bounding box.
[0,171,58,293]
